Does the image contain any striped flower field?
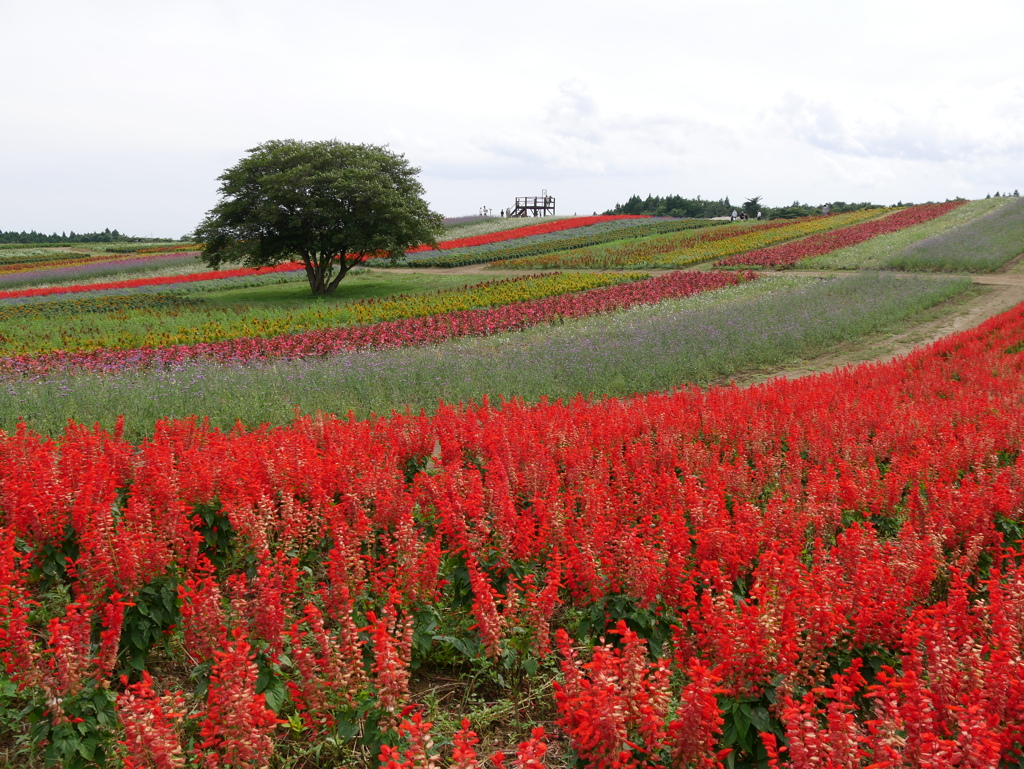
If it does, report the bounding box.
[0,271,750,375]
[715,202,967,267]
[495,211,885,269]
[0,271,1021,767]
[378,217,729,268]
[0,198,1021,768]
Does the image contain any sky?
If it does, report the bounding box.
[2,0,1022,237]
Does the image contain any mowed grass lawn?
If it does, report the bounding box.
[197,269,499,308]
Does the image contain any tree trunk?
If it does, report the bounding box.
[301,251,351,296]
[325,263,349,294]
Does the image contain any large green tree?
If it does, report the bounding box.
[193,140,444,295]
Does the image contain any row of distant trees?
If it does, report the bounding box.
[0,228,162,245]
[604,194,885,220]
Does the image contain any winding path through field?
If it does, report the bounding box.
[732,264,1024,385]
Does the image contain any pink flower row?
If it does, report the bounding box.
[0,270,753,377]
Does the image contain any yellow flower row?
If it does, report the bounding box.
[8,272,642,356]
[649,209,885,266]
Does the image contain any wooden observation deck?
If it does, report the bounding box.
[508,193,555,217]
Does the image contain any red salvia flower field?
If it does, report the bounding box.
[4,279,1024,765]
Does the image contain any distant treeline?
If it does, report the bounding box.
[604,194,886,220]
[0,228,166,245]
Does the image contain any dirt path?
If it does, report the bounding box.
[729,263,1024,386]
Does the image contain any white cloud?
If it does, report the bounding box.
[2,0,1023,231]
[469,81,733,179]
[766,82,1024,164]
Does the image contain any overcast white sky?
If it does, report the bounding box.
[2,0,1022,237]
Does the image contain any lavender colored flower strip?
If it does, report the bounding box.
[0,271,752,378]
[0,253,198,288]
[0,266,308,307]
[884,196,1024,272]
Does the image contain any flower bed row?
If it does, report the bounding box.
[497,209,889,270]
[0,267,308,307]
[498,219,795,270]
[3,293,1024,765]
[0,261,305,301]
[381,218,728,268]
[0,253,205,294]
[0,221,658,299]
[407,214,646,252]
[0,271,751,376]
[0,292,205,324]
[102,242,204,255]
[135,243,205,255]
[0,249,98,268]
[0,251,197,280]
[1,272,643,357]
[716,201,967,267]
[883,196,1024,272]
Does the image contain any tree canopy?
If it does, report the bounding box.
[604,194,734,219]
[193,140,444,295]
[0,228,141,245]
[603,193,885,220]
